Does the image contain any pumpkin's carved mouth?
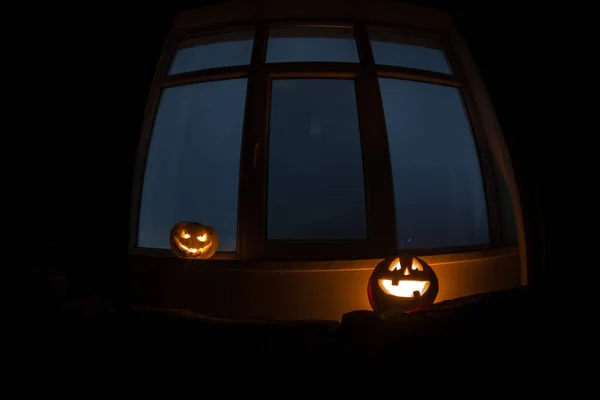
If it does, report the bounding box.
[378,279,430,298]
[174,238,213,255]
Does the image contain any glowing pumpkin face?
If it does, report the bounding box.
[367,255,439,314]
[169,222,218,259]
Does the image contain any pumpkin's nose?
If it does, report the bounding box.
[404,268,410,276]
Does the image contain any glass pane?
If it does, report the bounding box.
[267,79,367,240]
[138,79,247,251]
[266,27,359,63]
[369,30,453,74]
[378,78,488,249]
[168,31,254,75]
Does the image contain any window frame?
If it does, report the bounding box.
[129,9,512,262]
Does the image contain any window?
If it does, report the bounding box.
[168,30,254,74]
[266,27,359,63]
[378,78,489,249]
[132,20,516,260]
[267,79,367,240]
[368,29,452,74]
[138,79,248,251]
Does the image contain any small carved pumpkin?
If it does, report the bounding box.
[367,255,438,314]
[169,222,218,259]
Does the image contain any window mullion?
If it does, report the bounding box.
[237,23,269,259]
[354,22,397,256]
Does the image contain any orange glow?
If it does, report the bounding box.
[379,257,430,297]
[378,279,430,298]
[174,238,213,255]
[389,258,401,271]
[388,257,424,272]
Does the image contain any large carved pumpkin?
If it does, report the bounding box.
[169,222,219,259]
[367,255,439,314]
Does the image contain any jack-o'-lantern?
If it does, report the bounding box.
[169,222,218,259]
[367,255,438,314]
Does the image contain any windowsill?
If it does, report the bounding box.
[128,245,519,272]
[128,244,522,320]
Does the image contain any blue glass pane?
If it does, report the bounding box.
[267,28,358,63]
[379,78,488,249]
[369,30,452,74]
[168,31,254,75]
[138,79,247,251]
[267,79,367,240]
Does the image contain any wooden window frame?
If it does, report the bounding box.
[129,0,524,276]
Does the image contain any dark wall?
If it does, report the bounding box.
[33,0,547,307]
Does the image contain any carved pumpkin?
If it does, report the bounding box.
[169,222,218,259]
[367,255,438,314]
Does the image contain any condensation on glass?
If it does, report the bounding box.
[138,79,248,251]
[369,29,453,74]
[266,27,359,63]
[267,79,367,240]
[168,30,254,75]
[378,78,489,249]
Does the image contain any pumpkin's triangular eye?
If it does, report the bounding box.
[411,258,424,271]
[197,233,207,242]
[388,258,401,271]
[180,231,191,239]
